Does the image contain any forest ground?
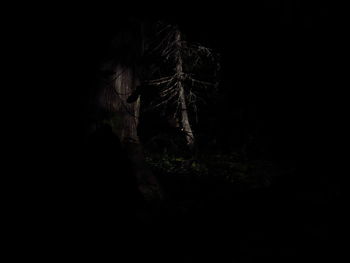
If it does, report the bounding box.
[131,167,333,262]
[55,124,342,263]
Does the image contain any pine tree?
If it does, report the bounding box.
[144,23,220,149]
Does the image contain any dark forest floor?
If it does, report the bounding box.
[70,129,338,262]
[129,171,333,263]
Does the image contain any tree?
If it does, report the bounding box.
[92,19,163,201]
[141,23,220,150]
[88,19,219,200]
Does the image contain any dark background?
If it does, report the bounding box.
[49,0,339,171]
[15,1,344,261]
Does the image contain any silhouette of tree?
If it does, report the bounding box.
[142,22,220,149]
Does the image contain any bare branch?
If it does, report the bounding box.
[186,75,217,87]
[145,75,173,85]
[150,90,179,109]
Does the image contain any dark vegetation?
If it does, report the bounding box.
[36,1,342,262]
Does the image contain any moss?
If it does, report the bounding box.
[146,151,277,188]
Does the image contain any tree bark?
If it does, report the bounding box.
[111,64,162,200]
[93,20,163,201]
[175,29,195,148]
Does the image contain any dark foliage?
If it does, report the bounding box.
[23,1,341,261]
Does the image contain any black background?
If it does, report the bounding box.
[41,1,340,171]
[12,1,344,261]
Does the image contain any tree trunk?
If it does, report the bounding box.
[111,64,140,144]
[112,64,162,200]
[93,20,163,201]
[175,29,195,148]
